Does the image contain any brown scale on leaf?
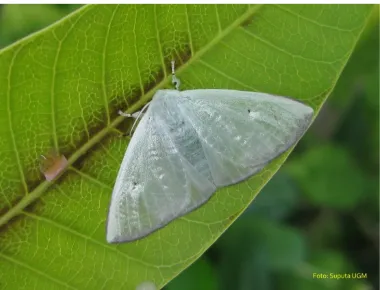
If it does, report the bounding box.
[40,151,68,182]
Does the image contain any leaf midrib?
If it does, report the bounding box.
[0,4,263,229]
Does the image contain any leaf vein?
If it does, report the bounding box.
[100,143,123,164]
[185,5,194,56]
[198,59,257,91]
[132,6,145,96]
[6,46,28,194]
[275,4,359,32]
[154,5,167,78]
[240,26,341,64]
[220,40,266,69]
[51,9,88,151]
[22,211,191,270]
[102,5,119,125]
[0,251,78,289]
[69,167,112,190]
[214,5,222,34]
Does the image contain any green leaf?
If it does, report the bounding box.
[0,4,373,289]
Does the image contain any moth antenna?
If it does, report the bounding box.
[171,60,181,90]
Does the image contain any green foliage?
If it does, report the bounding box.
[0,4,375,290]
[277,250,357,290]
[287,145,366,209]
[247,172,298,220]
[0,4,80,48]
[166,258,218,290]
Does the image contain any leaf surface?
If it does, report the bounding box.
[0,4,373,289]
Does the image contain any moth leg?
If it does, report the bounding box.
[118,110,142,119]
[118,111,141,137]
[118,101,151,136]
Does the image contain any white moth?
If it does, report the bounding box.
[106,61,314,243]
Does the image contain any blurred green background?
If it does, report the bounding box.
[1,4,378,290]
